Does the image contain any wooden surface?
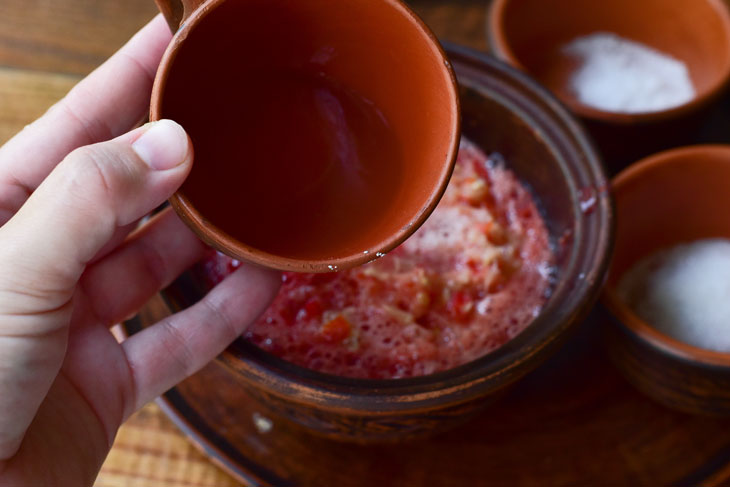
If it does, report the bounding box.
[2,0,730,486]
[95,402,240,487]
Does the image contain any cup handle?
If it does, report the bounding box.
[154,0,207,32]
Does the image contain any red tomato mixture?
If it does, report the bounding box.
[200,139,555,378]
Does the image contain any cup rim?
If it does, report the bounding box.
[601,144,730,368]
[210,44,614,412]
[486,0,730,125]
[150,0,461,273]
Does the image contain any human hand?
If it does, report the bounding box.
[0,15,280,486]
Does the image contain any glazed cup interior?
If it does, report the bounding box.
[152,0,459,272]
[602,145,730,365]
[488,0,730,123]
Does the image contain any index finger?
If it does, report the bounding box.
[0,14,172,224]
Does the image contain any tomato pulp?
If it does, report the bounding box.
[200,139,555,379]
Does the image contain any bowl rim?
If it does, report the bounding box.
[486,0,730,125]
[601,144,730,368]
[150,0,461,273]
[211,43,614,412]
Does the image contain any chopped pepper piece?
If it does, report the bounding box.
[446,290,474,322]
[320,315,352,343]
[303,298,324,320]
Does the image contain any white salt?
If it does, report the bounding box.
[617,239,730,352]
[563,32,695,113]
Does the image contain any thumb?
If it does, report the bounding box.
[0,120,191,459]
[0,119,192,317]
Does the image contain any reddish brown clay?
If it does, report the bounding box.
[151,0,459,272]
[602,145,730,414]
[488,0,730,168]
[153,0,203,31]
[158,45,613,442]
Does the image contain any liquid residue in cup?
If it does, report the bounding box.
[617,238,730,352]
[563,32,695,113]
[179,71,403,260]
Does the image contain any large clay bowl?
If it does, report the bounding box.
[161,44,614,442]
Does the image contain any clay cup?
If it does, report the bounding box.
[151,0,460,272]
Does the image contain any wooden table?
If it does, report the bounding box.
[2,1,730,486]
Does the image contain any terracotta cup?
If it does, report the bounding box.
[488,0,730,169]
[151,0,460,272]
[602,145,730,414]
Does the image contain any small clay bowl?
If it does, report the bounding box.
[487,0,730,167]
[161,44,613,442]
[602,145,730,415]
[151,0,460,273]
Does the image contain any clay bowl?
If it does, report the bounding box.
[161,44,613,442]
[487,0,730,168]
[151,0,459,273]
[602,145,730,415]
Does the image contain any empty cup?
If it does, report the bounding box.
[151,0,460,272]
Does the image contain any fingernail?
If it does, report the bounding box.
[132,120,190,170]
